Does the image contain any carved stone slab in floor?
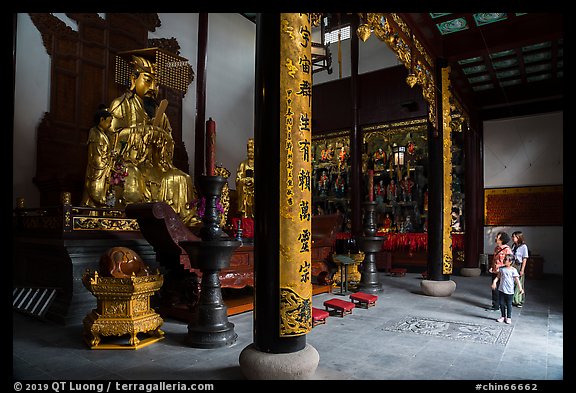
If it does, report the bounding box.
[382,316,513,345]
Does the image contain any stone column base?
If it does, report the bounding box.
[421,279,456,297]
[239,343,319,380]
[460,267,481,277]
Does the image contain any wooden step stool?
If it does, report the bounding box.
[323,298,355,317]
[389,268,407,277]
[312,307,329,327]
[349,292,378,309]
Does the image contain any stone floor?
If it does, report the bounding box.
[12,271,565,388]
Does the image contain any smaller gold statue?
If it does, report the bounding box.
[81,106,115,208]
[235,138,255,218]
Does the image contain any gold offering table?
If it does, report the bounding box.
[82,270,165,349]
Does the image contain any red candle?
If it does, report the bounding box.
[206,118,216,176]
[368,170,374,202]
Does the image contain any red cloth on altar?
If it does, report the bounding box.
[231,217,254,238]
[336,232,464,252]
[378,232,464,252]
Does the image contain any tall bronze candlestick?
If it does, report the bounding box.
[368,169,374,202]
[206,118,216,176]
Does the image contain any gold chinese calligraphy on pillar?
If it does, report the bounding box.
[441,66,453,275]
[279,13,313,336]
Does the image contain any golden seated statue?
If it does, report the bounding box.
[82,247,164,349]
[81,50,201,227]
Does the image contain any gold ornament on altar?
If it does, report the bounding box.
[332,252,364,288]
[82,247,164,349]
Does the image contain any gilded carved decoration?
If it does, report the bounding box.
[279,13,314,336]
[73,216,140,231]
[363,118,428,141]
[449,95,469,132]
[14,202,140,232]
[358,13,437,129]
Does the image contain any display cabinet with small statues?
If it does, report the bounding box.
[312,130,351,232]
[311,119,430,233]
[312,118,466,271]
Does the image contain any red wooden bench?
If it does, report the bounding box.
[389,268,407,277]
[323,298,355,317]
[349,292,378,308]
[312,307,329,327]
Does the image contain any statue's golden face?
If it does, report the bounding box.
[99,115,112,131]
[132,72,158,99]
[247,139,254,159]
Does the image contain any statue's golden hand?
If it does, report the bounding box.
[143,126,162,146]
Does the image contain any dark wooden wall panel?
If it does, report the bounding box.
[80,63,107,129]
[313,65,428,135]
[55,36,78,57]
[53,56,77,72]
[83,45,107,63]
[52,74,77,123]
[312,77,352,132]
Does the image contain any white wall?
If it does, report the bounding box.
[312,26,401,86]
[13,13,51,208]
[12,13,256,208]
[153,13,256,188]
[484,112,563,187]
[483,111,563,275]
[150,13,199,179]
[205,13,255,182]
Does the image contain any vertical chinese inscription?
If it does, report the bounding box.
[279,13,313,336]
[441,66,453,275]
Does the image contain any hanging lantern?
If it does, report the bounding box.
[392,143,406,166]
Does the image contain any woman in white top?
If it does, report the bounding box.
[511,231,529,307]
